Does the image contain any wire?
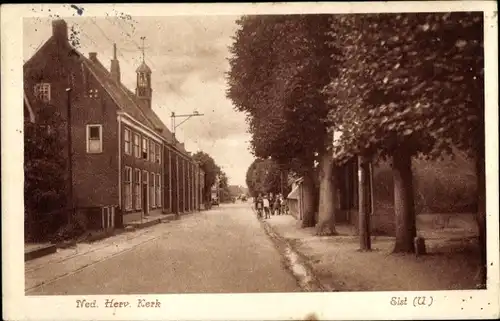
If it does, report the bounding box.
[95,16,215,147]
[86,17,233,177]
[106,16,220,149]
[102,17,189,108]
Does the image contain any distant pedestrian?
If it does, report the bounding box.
[281,195,288,215]
[273,196,281,215]
[263,195,270,219]
[255,194,263,219]
[269,193,276,215]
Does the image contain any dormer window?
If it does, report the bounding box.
[34,83,51,102]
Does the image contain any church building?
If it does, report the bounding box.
[23,19,205,229]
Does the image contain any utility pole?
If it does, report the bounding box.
[358,155,371,250]
[280,171,283,195]
[170,111,204,139]
[66,88,74,223]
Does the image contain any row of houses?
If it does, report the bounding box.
[24,19,206,232]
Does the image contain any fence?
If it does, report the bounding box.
[77,205,120,231]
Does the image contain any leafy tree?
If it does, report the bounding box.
[245,158,283,197]
[324,13,484,256]
[245,159,259,197]
[227,15,340,232]
[193,151,221,205]
[24,103,68,241]
[218,171,232,203]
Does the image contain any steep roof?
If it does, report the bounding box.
[24,92,36,123]
[23,22,190,157]
[81,55,189,154]
[136,61,152,73]
[287,185,300,200]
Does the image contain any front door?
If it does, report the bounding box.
[142,183,149,216]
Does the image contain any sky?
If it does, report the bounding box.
[23,15,253,187]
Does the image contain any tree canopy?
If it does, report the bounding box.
[192,151,222,201]
[324,12,484,163]
[245,158,283,197]
[322,12,484,253]
[227,14,338,174]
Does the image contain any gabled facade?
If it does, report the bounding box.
[23,19,204,228]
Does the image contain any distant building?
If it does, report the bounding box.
[286,178,304,220]
[23,19,204,230]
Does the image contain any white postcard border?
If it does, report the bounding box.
[2,2,499,320]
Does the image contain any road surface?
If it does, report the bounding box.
[26,202,300,295]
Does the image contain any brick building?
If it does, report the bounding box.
[23,19,204,229]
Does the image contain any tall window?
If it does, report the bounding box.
[133,133,140,158]
[124,128,131,155]
[149,140,154,162]
[150,172,155,208]
[138,73,147,86]
[124,166,132,210]
[86,124,103,153]
[142,137,148,160]
[155,143,161,164]
[134,169,141,209]
[156,174,161,208]
[34,83,51,102]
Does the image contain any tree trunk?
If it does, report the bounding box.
[358,155,371,250]
[315,150,338,235]
[301,171,316,228]
[392,146,417,253]
[475,149,487,288]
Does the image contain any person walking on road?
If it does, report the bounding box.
[280,194,288,215]
[263,194,271,219]
[269,193,275,216]
[255,194,263,219]
[273,195,281,215]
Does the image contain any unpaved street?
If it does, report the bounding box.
[26,203,300,295]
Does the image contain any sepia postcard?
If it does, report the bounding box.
[1,2,499,320]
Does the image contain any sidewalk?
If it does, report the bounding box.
[262,215,481,291]
[25,219,175,293]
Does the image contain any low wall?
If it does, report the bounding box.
[288,200,299,219]
[346,208,477,236]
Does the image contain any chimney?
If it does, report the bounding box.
[52,19,68,43]
[110,43,121,83]
[89,52,97,62]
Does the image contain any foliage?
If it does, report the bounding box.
[50,215,87,243]
[24,102,68,241]
[217,171,232,202]
[245,158,283,197]
[372,156,477,214]
[227,14,338,174]
[324,13,484,163]
[192,151,221,201]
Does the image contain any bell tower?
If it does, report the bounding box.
[135,36,152,108]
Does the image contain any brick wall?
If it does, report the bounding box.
[121,124,162,217]
[24,37,119,209]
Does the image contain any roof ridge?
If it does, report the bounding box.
[84,55,158,130]
[23,36,55,68]
[82,55,185,151]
